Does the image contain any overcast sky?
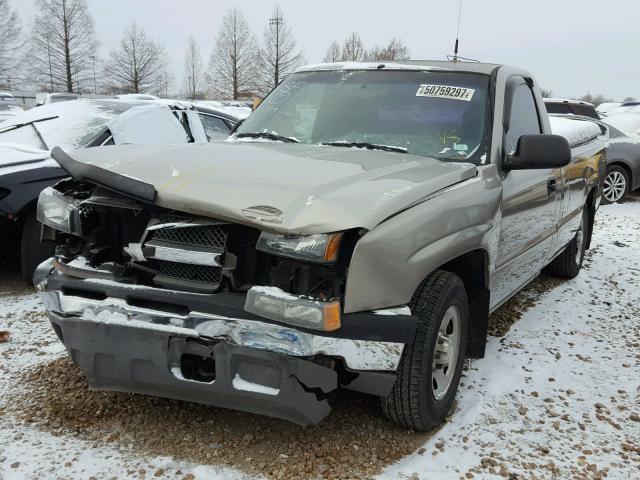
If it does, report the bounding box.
[13,0,640,100]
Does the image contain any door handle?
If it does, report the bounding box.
[547,178,558,194]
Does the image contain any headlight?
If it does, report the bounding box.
[245,286,341,331]
[256,232,343,263]
[37,187,81,235]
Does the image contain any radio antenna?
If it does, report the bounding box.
[453,0,463,61]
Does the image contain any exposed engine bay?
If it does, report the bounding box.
[47,178,355,302]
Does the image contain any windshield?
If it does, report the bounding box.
[237,69,490,163]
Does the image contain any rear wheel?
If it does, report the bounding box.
[602,166,629,204]
[545,207,588,279]
[20,210,55,283]
[381,270,469,431]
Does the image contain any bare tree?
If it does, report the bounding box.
[207,8,257,100]
[366,38,410,61]
[0,0,23,87]
[104,22,169,94]
[29,0,97,93]
[340,33,364,62]
[540,88,553,98]
[181,35,203,99]
[323,40,341,63]
[257,6,303,95]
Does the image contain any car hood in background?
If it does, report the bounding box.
[63,142,477,234]
[0,144,53,174]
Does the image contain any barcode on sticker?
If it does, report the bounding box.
[416,84,475,101]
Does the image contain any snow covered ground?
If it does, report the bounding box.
[1,201,639,480]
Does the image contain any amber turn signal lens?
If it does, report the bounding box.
[322,302,342,331]
[323,233,343,262]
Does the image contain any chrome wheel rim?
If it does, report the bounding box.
[603,171,626,203]
[431,305,461,401]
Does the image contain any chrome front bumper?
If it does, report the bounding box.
[36,259,413,372]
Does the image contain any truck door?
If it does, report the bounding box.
[490,77,562,308]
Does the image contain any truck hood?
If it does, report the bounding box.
[63,142,477,233]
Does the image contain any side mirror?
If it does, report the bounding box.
[504,134,571,171]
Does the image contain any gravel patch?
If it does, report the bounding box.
[9,359,433,480]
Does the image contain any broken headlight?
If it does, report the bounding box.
[256,232,343,263]
[37,186,82,235]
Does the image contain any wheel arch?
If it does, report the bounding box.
[437,249,490,359]
[607,160,633,184]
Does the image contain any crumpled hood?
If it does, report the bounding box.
[65,142,477,233]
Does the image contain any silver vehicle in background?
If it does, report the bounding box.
[34,61,605,430]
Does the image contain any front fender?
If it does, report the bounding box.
[0,164,67,220]
[344,165,502,313]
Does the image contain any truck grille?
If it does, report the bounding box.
[142,221,228,292]
[157,260,223,284]
[149,224,227,249]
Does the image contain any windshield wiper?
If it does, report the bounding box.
[0,115,59,134]
[321,141,407,154]
[234,131,300,143]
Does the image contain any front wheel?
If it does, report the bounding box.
[545,207,588,279]
[381,270,469,431]
[602,166,629,204]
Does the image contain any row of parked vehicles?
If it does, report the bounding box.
[544,97,640,204]
[0,60,626,430]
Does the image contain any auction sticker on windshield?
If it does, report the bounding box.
[416,84,475,101]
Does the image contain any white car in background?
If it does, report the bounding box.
[603,102,640,118]
[596,102,623,117]
[604,112,640,138]
[35,92,81,106]
[0,92,23,123]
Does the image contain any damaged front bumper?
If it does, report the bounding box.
[35,259,417,425]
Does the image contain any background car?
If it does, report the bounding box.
[604,111,640,137]
[548,107,640,204]
[603,101,640,117]
[596,102,623,117]
[0,92,23,123]
[0,98,241,279]
[544,98,600,119]
[35,92,80,106]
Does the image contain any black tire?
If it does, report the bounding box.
[381,270,469,431]
[545,207,588,279]
[602,165,629,204]
[20,210,56,283]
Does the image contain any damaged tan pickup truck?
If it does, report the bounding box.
[34,61,606,430]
